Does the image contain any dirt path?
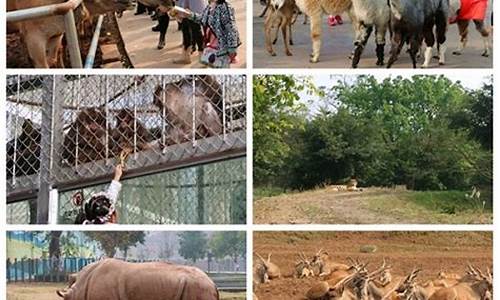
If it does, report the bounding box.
[253,187,491,224]
[253,232,492,300]
[253,0,493,68]
[254,188,400,224]
[117,0,246,68]
[7,283,245,300]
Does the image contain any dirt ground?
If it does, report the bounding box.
[117,0,246,68]
[253,0,493,68]
[7,283,246,300]
[253,187,492,224]
[253,232,492,300]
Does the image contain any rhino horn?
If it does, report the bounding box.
[56,289,68,298]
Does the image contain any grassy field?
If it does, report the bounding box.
[7,283,246,300]
[254,187,492,224]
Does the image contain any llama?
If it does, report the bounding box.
[295,0,390,68]
[349,0,390,67]
[387,0,449,68]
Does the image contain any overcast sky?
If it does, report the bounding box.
[298,73,492,113]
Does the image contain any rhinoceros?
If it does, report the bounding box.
[56,258,220,300]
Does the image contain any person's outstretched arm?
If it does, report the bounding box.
[107,164,124,204]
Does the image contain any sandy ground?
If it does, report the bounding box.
[7,283,246,300]
[118,0,246,68]
[253,0,493,68]
[253,187,492,225]
[253,232,492,300]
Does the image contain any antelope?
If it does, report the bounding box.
[350,259,397,300]
[311,249,351,277]
[306,259,392,300]
[254,252,281,282]
[295,251,315,278]
[428,265,492,300]
[394,268,439,300]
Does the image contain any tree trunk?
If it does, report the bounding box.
[49,231,62,272]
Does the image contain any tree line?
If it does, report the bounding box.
[11,231,245,267]
[254,75,492,194]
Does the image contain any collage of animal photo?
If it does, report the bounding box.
[3,0,497,299]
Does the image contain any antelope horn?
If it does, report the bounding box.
[267,253,272,263]
[367,260,387,279]
[255,253,267,265]
[467,263,477,274]
[474,266,488,280]
[408,268,421,282]
[332,271,357,289]
[381,278,403,300]
[296,253,302,262]
[316,248,323,256]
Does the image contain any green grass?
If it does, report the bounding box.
[254,186,287,200]
[367,190,492,224]
[408,190,491,214]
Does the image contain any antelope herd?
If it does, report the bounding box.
[259,0,492,68]
[253,249,493,300]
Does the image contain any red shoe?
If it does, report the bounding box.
[335,15,343,25]
[328,15,337,26]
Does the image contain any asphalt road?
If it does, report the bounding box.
[117,0,246,68]
[253,0,493,68]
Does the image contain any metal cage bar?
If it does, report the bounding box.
[6,75,247,224]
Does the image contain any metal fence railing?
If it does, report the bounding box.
[6,75,247,224]
[6,257,246,291]
[6,0,133,68]
[7,0,85,68]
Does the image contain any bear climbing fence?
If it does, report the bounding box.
[6,75,247,224]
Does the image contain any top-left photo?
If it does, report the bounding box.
[6,0,246,68]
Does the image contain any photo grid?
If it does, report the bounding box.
[2,0,496,299]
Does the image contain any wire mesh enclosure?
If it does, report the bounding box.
[6,75,247,224]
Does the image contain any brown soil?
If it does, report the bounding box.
[7,283,245,300]
[253,187,492,225]
[253,232,492,300]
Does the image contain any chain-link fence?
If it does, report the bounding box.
[6,75,247,224]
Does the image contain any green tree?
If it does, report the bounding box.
[178,232,208,263]
[253,75,312,187]
[209,232,245,263]
[84,231,145,258]
[255,75,492,194]
[60,232,80,257]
